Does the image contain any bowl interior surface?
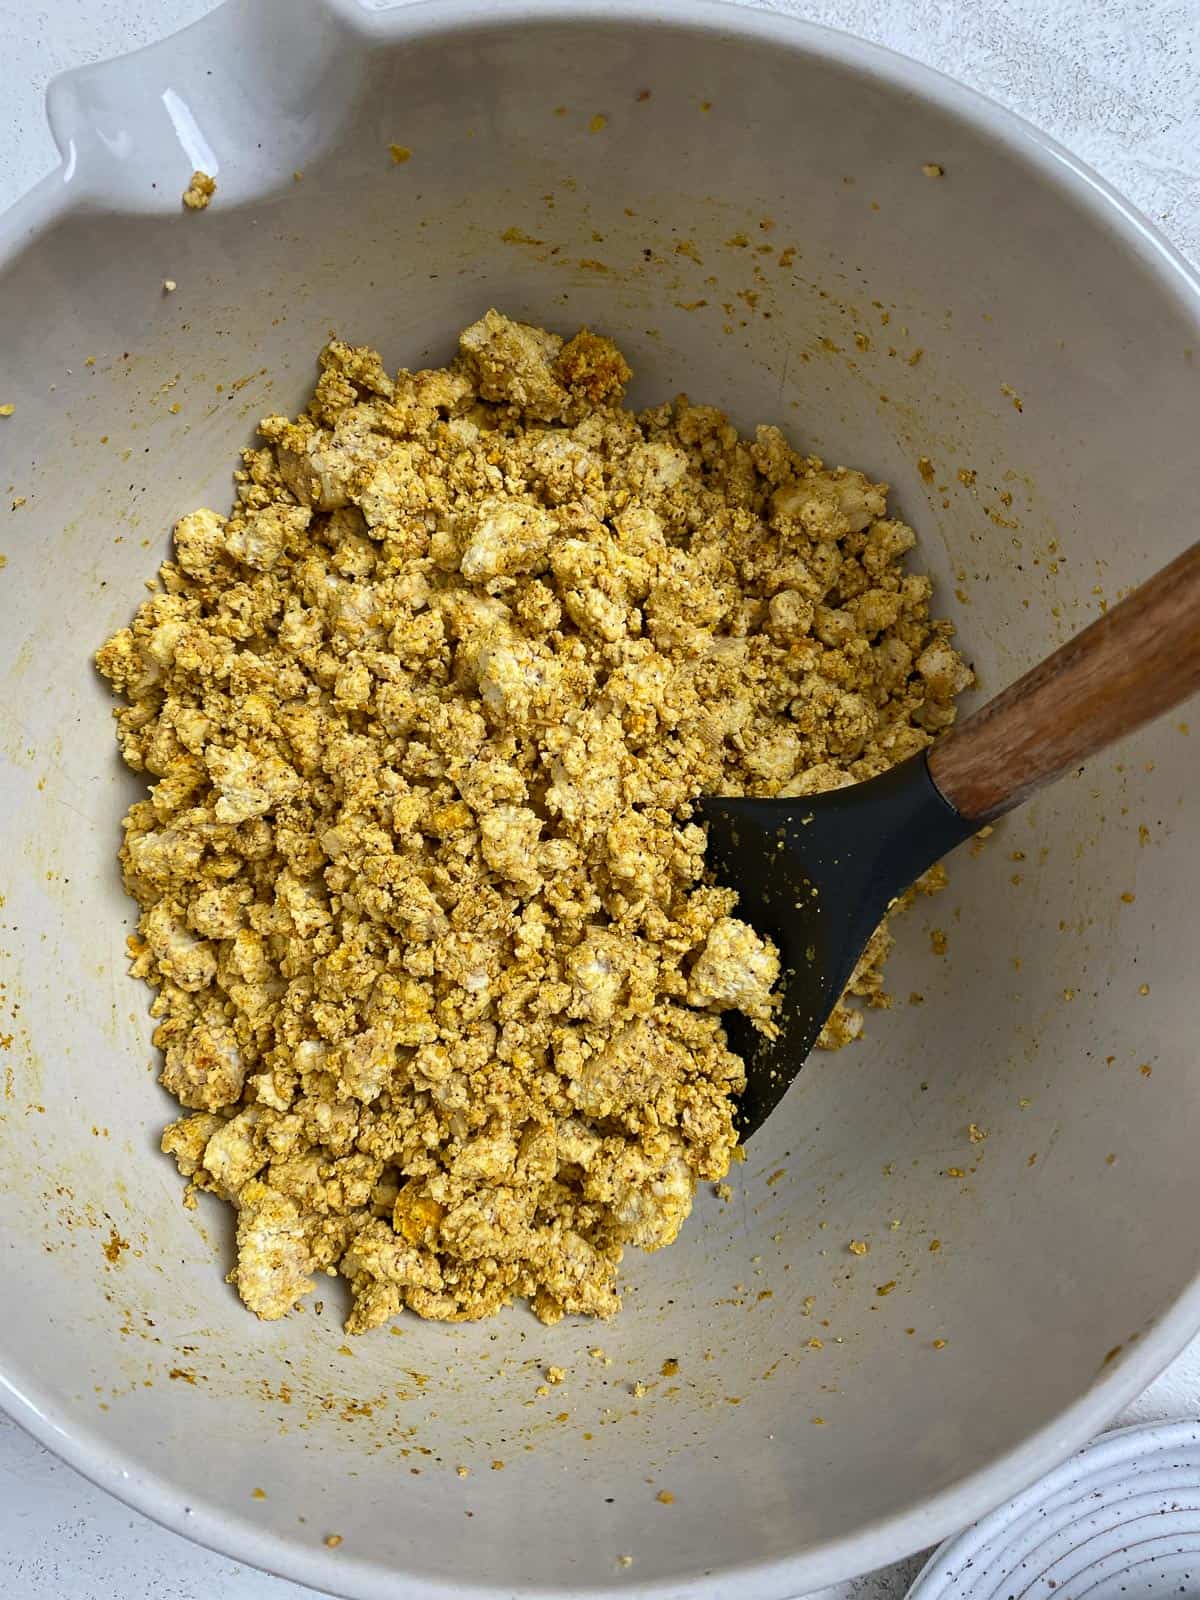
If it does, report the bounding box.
[1,3,1199,1597]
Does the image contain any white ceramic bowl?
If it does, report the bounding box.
[2,3,1199,1597]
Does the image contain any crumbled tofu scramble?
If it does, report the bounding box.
[181,169,216,211]
[96,311,971,1331]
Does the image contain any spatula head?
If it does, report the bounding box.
[696,752,976,1139]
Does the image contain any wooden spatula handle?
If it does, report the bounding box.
[927,541,1200,823]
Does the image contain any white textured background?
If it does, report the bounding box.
[2,1,1199,1597]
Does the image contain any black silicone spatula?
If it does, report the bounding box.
[698,541,1200,1139]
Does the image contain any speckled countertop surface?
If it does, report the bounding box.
[2,1,1199,1596]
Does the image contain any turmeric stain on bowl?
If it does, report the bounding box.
[102,1226,129,1264]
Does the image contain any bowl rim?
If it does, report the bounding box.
[4,1,1200,1597]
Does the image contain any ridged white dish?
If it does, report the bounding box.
[908,1422,1200,1600]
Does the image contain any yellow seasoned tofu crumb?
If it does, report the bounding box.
[96,310,970,1332]
[182,169,216,211]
